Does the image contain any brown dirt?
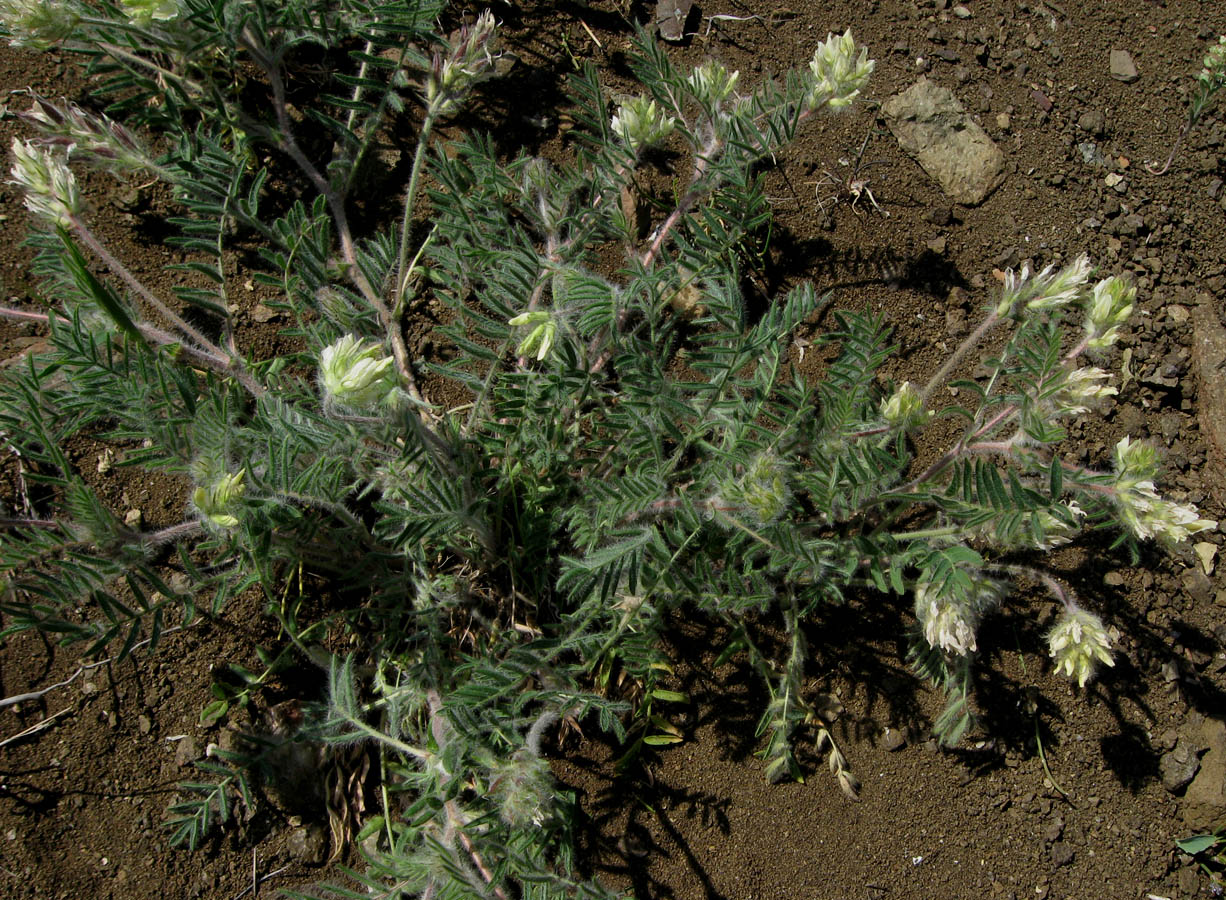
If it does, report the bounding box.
[2,2,1226,899]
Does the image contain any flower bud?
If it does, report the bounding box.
[489,749,553,828]
[915,569,1005,656]
[806,31,874,111]
[0,0,78,49]
[611,96,676,154]
[119,0,181,25]
[880,381,930,430]
[20,93,157,177]
[192,469,246,529]
[723,451,791,525]
[1112,435,1158,486]
[1047,606,1114,688]
[508,310,557,361]
[9,137,81,228]
[1201,35,1226,85]
[319,334,398,410]
[1084,275,1135,349]
[688,60,740,107]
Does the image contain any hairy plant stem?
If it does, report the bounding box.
[239,26,424,406]
[919,306,1002,405]
[0,294,264,398]
[87,38,206,97]
[425,688,511,900]
[394,107,439,308]
[68,217,221,355]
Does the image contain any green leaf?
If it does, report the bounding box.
[1175,833,1219,855]
[643,734,684,745]
[57,228,140,340]
[199,698,229,726]
[650,689,687,703]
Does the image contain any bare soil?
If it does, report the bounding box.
[2,2,1226,899]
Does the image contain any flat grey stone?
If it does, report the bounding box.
[882,78,1005,205]
[1110,49,1139,83]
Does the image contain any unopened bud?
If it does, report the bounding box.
[490,749,553,828]
[723,451,791,525]
[425,10,499,116]
[508,310,556,361]
[192,469,246,529]
[119,0,181,25]
[880,381,930,430]
[688,60,739,107]
[1084,275,1135,349]
[0,0,78,49]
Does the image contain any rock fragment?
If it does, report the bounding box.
[1192,294,1226,504]
[1160,739,1201,793]
[882,78,1005,205]
[1182,720,1226,832]
[880,727,906,751]
[1110,49,1139,83]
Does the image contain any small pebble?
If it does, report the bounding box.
[1050,842,1075,867]
[881,728,907,752]
[1110,49,1139,83]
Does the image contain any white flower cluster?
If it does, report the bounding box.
[1049,366,1117,417]
[1047,606,1114,688]
[688,60,739,108]
[1111,437,1216,545]
[319,335,398,410]
[996,255,1093,317]
[806,31,874,111]
[426,10,499,117]
[611,96,676,154]
[0,0,77,49]
[8,137,81,228]
[915,571,1005,656]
